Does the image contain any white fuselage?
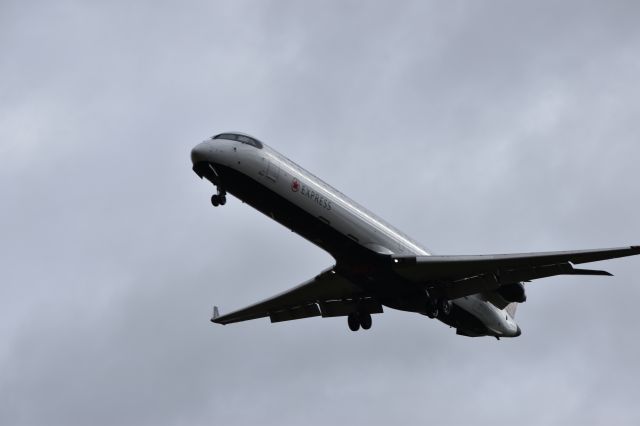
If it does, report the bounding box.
[191,137,520,337]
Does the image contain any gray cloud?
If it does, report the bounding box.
[2,1,640,425]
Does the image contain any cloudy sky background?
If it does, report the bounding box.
[2,1,640,424]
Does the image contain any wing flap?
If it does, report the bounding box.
[319,298,383,317]
[393,246,639,282]
[212,267,367,325]
[267,298,385,322]
[392,246,639,300]
[269,304,321,323]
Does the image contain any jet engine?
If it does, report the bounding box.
[496,282,527,303]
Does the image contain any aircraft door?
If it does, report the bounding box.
[260,157,280,183]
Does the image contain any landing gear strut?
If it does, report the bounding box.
[347,312,372,331]
[205,163,226,207]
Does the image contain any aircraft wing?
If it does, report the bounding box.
[392,245,640,299]
[211,267,381,325]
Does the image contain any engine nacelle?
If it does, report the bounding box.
[497,282,527,303]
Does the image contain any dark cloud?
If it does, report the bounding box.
[2,1,640,424]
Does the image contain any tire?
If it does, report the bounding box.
[426,300,438,318]
[360,312,372,330]
[347,313,360,331]
[211,195,219,206]
[440,299,452,316]
[219,194,227,205]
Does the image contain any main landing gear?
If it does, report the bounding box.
[347,312,372,331]
[425,290,452,319]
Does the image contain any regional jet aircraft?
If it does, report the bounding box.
[191,132,639,338]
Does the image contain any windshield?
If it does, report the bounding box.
[212,133,263,149]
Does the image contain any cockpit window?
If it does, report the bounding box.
[212,133,263,149]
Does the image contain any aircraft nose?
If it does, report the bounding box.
[514,325,521,337]
[191,142,211,164]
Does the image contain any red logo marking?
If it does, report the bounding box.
[291,178,300,192]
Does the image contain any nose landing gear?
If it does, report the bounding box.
[200,163,226,207]
[211,191,227,207]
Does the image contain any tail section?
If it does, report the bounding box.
[505,302,518,318]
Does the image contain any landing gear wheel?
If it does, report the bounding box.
[439,299,452,316]
[360,312,372,330]
[347,313,360,331]
[211,191,227,207]
[426,301,439,319]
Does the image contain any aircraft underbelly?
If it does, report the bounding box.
[209,163,513,337]
[212,163,371,261]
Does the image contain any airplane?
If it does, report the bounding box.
[191,132,640,338]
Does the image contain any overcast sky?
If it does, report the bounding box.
[2,1,640,425]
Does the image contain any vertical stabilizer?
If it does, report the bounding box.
[505,303,518,318]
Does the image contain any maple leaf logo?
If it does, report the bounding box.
[291,178,300,192]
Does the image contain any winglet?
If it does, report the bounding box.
[211,306,220,323]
